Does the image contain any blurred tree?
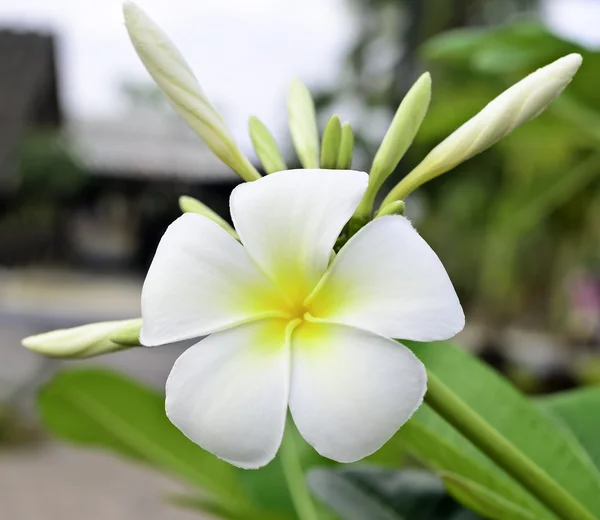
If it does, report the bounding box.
[17,130,84,199]
[317,0,538,159]
[323,0,600,343]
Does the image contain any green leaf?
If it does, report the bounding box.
[38,368,329,519]
[398,406,552,519]
[37,369,246,504]
[441,472,537,520]
[539,387,600,471]
[308,467,476,520]
[406,341,600,518]
[168,493,289,520]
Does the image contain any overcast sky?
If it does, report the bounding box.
[0,0,356,151]
[0,0,597,153]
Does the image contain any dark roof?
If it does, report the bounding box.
[66,117,238,183]
[0,29,61,188]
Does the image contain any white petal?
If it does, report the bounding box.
[166,319,290,469]
[308,216,464,341]
[230,169,368,303]
[289,322,426,462]
[141,213,283,346]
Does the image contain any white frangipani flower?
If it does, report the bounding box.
[141,169,464,469]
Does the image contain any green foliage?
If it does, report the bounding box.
[35,353,600,520]
[413,22,600,324]
[17,130,85,199]
[440,473,536,520]
[402,340,600,519]
[398,406,550,518]
[539,387,600,471]
[38,369,243,498]
[308,467,476,520]
[37,369,298,519]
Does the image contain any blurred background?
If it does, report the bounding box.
[1,0,600,518]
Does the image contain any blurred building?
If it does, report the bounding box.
[0,29,239,271]
[0,29,61,191]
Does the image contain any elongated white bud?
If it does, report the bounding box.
[382,54,582,206]
[22,318,142,358]
[123,2,260,182]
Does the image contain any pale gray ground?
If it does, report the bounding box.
[0,269,204,520]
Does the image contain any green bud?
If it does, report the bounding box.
[320,115,342,169]
[248,116,287,174]
[110,319,143,346]
[179,196,239,239]
[123,2,260,182]
[22,318,142,359]
[336,123,354,169]
[382,54,583,207]
[288,79,319,169]
[376,200,405,217]
[354,72,431,219]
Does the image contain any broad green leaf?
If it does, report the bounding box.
[406,341,600,517]
[441,472,537,520]
[399,407,552,519]
[38,369,246,504]
[168,493,289,520]
[38,368,323,520]
[421,22,580,74]
[308,467,476,520]
[539,387,600,471]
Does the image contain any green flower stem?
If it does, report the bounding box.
[279,424,320,520]
[379,163,429,209]
[424,369,597,520]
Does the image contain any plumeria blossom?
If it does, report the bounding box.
[141,168,464,469]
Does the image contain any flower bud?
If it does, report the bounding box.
[382,54,582,206]
[123,2,260,182]
[22,318,142,359]
[355,73,431,218]
[248,116,287,174]
[179,196,239,239]
[288,79,320,169]
[320,115,342,169]
[336,123,354,170]
[377,200,405,217]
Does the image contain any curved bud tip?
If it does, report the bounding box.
[123,1,147,30]
[122,1,260,182]
[381,53,582,206]
[554,53,583,77]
